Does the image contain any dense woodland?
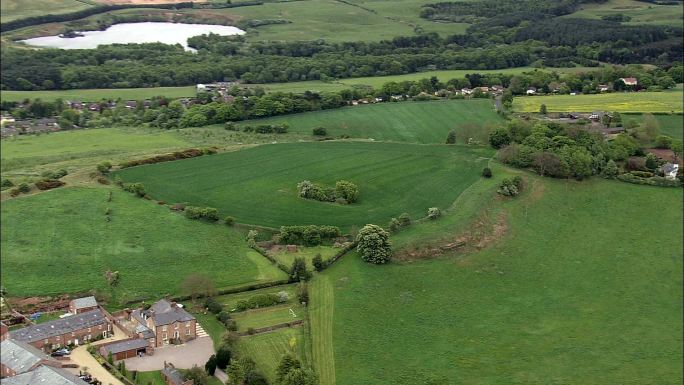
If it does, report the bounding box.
[1,0,682,91]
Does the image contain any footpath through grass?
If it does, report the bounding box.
[114,141,493,230]
[0,187,286,303]
[238,100,501,144]
[317,175,682,385]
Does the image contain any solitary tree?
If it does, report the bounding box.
[312,254,324,272]
[356,224,392,264]
[539,104,547,115]
[445,130,457,144]
[205,354,217,375]
[290,257,311,282]
[216,345,232,369]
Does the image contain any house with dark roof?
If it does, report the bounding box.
[161,363,193,385]
[69,296,98,315]
[98,338,152,361]
[0,364,88,385]
[9,309,111,351]
[130,299,196,347]
[0,339,61,377]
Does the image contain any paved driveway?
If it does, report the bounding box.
[64,324,130,385]
[123,337,214,371]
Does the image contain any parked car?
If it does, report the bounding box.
[51,348,70,356]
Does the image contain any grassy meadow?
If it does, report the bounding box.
[566,0,684,26]
[238,328,307,382]
[0,0,94,22]
[0,87,196,103]
[237,100,501,144]
[232,304,304,332]
[114,141,493,230]
[213,283,299,311]
[512,88,684,113]
[0,187,286,302]
[623,113,684,139]
[0,127,191,175]
[312,174,682,385]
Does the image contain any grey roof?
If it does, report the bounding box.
[161,367,186,385]
[135,324,155,339]
[146,299,195,326]
[0,339,55,374]
[100,339,148,355]
[0,365,89,385]
[663,163,679,173]
[9,309,108,343]
[71,296,97,310]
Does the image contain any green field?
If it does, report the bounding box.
[0,127,191,175]
[238,328,307,382]
[232,304,304,331]
[213,283,299,311]
[623,113,684,139]
[0,187,286,302]
[0,0,94,23]
[566,0,684,26]
[0,87,196,103]
[512,89,684,113]
[271,246,339,271]
[310,172,683,385]
[114,141,493,230]
[237,100,500,144]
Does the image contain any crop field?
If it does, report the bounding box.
[512,88,684,113]
[238,328,307,382]
[0,87,196,103]
[0,187,286,303]
[114,141,493,230]
[313,175,683,385]
[238,100,501,144]
[271,246,339,270]
[232,304,304,331]
[0,0,94,22]
[566,0,684,26]
[0,127,191,175]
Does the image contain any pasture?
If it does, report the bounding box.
[512,89,684,113]
[232,304,304,332]
[237,328,307,382]
[314,175,683,385]
[623,113,683,139]
[566,0,684,26]
[238,100,501,144]
[0,127,190,174]
[113,141,494,230]
[0,86,196,103]
[213,283,299,311]
[0,187,286,302]
[0,0,94,22]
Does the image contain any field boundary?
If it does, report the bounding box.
[237,319,304,336]
[309,276,336,385]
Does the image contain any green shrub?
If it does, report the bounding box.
[427,207,441,220]
[630,171,654,178]
[497,177,523,197]
[356,224,392,264]
[224,216,235,226]
[312,127,327,136]
[123,182,146,197]
[1,179,14,189]
[482,167,492,178]
[312,254,325,272]
[96,162,112,174]
[18,183,30,193]
[205,297,223,314]
[35,179,65,191]
[185,206,219,221]
[279,225,341,245]
[335,180,359,203]
[445,130,457,144]
[398,213,411,227]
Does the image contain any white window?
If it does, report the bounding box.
[44,339,48,344]
[88,327,91,332]
[162,326,167,331]
[102,331,107,338]
[163,332,167,340]
[71,332,75,337]
[98,325,102,330]
[186,328,191,336]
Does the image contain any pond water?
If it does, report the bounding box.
[21,22,245,50]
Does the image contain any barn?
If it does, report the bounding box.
[99,338,151,360]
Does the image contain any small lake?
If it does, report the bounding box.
[21,22,245,50]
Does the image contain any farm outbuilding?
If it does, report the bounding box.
[99,338,151,360]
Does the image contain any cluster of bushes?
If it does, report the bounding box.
[185,206,220,221]
[497,176,524,197]
[205,344,233,376]
[278,225,341,246]
[616,172,680,187]
[297,180,359,204]
[9,182,31,197]
[312,127,327,136]
[388,213,411,232]
[235,292,289,311]
[119,148,214,168]
[35,179,65,191]
[1,179,13,190]
[240,123,289,134]
[427,207,441,220]
[123,182,146,197]
[275,355,318,385]
[97,162,113,174]
[41,169,68,180]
